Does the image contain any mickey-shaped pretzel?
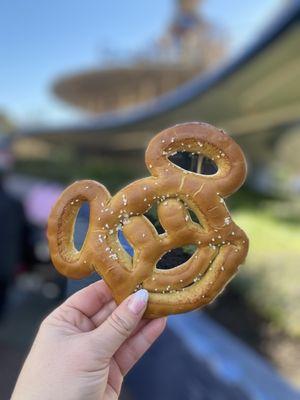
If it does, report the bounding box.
[48,122,249,318]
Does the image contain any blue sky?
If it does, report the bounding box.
[0,0,284,125]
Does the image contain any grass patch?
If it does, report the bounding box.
[233,209,300,338]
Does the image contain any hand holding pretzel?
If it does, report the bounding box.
[48,122,249,318]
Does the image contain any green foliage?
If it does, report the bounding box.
[15,157,140,192]
[227,186,282,211]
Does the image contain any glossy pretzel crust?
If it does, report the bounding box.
[47,122,249,318]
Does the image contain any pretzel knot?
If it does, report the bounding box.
[48,122,249,318]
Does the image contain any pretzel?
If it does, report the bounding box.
[47,122,249,318]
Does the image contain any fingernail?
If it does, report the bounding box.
[128,289,149,314]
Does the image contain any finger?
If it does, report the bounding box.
[91,303,149,332]
[131,318,149,337]
[65,280,112,317]
[114,317,167,376]
[91,299,117,327]
[91,289,148,357]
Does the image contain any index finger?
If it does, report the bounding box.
[65,279,113,317]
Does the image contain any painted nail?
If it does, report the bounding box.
[128,289,149,314]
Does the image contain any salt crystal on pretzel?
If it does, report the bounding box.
[47,122,249,318]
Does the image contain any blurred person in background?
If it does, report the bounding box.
[0,137,34,320]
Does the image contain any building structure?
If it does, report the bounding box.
[52,0,223,115]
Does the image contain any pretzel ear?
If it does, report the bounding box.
[47,180,110,279]
[145,122,247,197]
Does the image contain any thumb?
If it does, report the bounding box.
[92,289,149,357]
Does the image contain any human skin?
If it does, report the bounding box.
[12,281,166,400]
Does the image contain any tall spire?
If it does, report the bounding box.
[159,0,224,68]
